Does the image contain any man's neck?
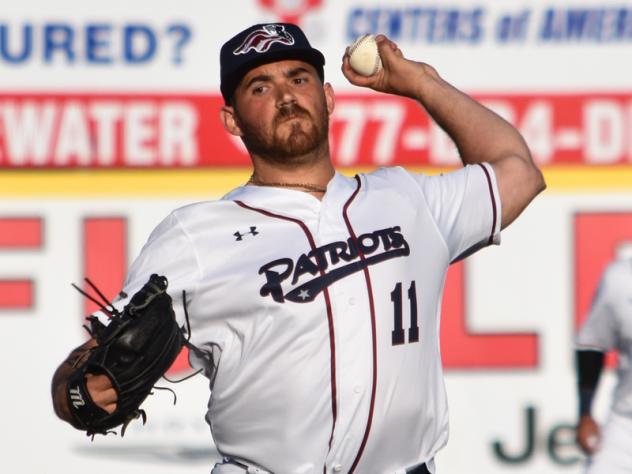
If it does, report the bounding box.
[249,148,336,194]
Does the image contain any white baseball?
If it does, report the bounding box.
[347,34,382,77]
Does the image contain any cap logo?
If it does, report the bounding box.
[233,24,295,56]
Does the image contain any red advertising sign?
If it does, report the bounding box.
[0,93,631,168]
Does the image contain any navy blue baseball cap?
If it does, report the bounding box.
[220,23,325,104]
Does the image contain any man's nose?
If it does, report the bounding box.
[276,84,297,108]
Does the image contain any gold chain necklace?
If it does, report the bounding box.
[247,174,327,193]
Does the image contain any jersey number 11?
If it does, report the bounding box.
[391,281,420,345]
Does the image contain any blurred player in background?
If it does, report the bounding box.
[52,23,545,473]
[575,256,632,474]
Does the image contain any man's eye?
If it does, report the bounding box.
[293,77,307,85]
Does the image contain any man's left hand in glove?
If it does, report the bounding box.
[51,274,187,437]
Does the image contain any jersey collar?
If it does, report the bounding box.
[222,171,357,215]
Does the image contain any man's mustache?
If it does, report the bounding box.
[274,104,311,125]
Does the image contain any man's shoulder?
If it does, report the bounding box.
[361,166,423,186]
[159,199,240,230]
[360,166,467,197]
[596,258,632,298]
[605,257,632,280]
[362,165,462,183]
[364,165,409,178]
[173,198,234,214]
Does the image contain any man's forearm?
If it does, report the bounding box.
[411,63,531,167]
[408,63,545,228]
[576,349,605,418]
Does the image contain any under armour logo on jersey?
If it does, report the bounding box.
[234,226,259,241]
[69,386,86,409]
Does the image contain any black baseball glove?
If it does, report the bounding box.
[66,274,186,437]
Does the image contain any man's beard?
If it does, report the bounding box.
[237,103,329,166]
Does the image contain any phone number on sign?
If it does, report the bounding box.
[0,93,630,168]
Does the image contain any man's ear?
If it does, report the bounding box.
[324,83,335,116]
[220,106,243,136]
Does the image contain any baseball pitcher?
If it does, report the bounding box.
[52,22,545,474]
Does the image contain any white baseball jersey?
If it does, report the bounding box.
[577,257,632,418]
[110,164,501,473]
